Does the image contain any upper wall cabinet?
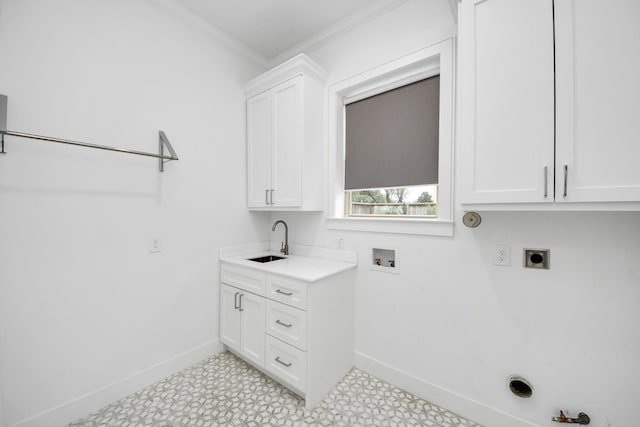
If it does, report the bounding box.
[244,54,327,211]
[554,0,640,204]
[459,0,640,209]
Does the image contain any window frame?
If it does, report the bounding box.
[325,38,455,236]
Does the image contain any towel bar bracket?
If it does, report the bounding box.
[158,130,178,172]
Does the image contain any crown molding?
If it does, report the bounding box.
[447,0,459,23]
[146,0,269,68]
[243,54,328,98]
[268,0,410,67]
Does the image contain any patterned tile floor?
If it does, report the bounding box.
[69,351,483,426]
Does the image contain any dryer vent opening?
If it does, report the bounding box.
[508,376,533,398]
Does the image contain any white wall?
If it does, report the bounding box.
[0,0,269,425]
[268,1,640,426]
[2,1,639,426]
[0,4,6,423]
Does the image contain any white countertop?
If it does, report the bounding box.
[219,243,357,282]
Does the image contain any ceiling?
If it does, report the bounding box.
[172,0,409,63]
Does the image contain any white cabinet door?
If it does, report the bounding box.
[460,0,555,204]
[220,284,241,352]
[555,0,640,203]
[246,77,302,208]
[271,76,303,207]
[239,291,266,367]
[221,283,265,367]
[247,91,272,208]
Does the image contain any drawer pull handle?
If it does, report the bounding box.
[276,319,292,328]
[276,289,293,296]
[234,292,240,310]
[238,293,244,312]
[275,357,292,367]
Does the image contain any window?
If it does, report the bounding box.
[326,39,455,236]
[344,75,440,218]
[346,185,438,217]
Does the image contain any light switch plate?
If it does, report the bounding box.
[148,237,162,253]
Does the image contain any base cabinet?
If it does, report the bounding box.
[219,263,354,408]
[220,284,241,350]
[220,283,265,367]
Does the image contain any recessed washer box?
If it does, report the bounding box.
[371,248,398,274]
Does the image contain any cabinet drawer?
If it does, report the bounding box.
[267,276,307,309]
[266,300,307,351]
[221,265,265,296]
[265,335,307,393]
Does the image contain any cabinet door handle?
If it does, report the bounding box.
[544,166,548,198]
[234,292,240,310]
[275,289,293,296]
[265,189,269,205]
[275,356,292,367]
[238,293,244,312]
[270,189,274,205]
[275,319,292,328]
[563,164,568,198]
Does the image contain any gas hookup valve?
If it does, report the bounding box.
[552,410,590,425]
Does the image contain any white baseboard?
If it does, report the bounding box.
[11,340,223,427]
[354,351,542,427]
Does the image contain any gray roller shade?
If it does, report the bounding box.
[344,75,440,190]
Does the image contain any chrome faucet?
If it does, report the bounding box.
[272,220,289,255]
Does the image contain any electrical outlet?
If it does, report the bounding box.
[493,245,511,266]
[148,237,162,253]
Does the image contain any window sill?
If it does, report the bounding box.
[325,217,454,237]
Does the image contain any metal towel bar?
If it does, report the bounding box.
[0,94,179,172]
